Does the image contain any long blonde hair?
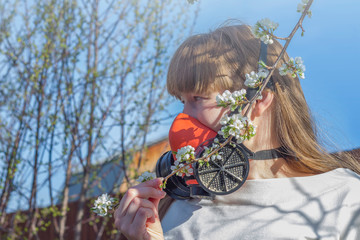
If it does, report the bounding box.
[167,24,360,175]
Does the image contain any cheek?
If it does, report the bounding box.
[212,108,228,131]
[198,107,227,132]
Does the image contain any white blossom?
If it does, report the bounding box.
[216,90,232,105]
[295,57,306,72]
[200,141,223,164]
[175,145,195,161]
[171,145,196,177]
[136,171,157,183]
[279,56,306,79]
[171,162,194,177]
[252,18,279,45]
[297,0,312,17]
[92,193,117,217]
[218,114,256,143]
[260,18,279,30]
[232,89,247,98]
[261,34,273,45]
[279,64,291,76]
[220,115,230,125]
[245,68,269,88]
[216,89,248,112]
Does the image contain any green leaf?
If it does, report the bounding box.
[259,60,267,68]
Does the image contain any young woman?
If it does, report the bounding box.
[114,25,360,240]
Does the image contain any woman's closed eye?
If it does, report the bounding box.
[193,96,209,101]
[179,93,211,105]
[180,96,205,104]
[193,96,202,101]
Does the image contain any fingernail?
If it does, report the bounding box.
[158,190,166,196]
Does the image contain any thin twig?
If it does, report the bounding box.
[273,36,290,41]
[244,0,313,117]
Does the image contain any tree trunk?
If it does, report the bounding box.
[74,1,99,239]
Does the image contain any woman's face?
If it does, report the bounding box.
[180,91,228,132]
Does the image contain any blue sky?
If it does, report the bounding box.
[157,0,360,152]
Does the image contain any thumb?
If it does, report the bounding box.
[146,213,164,240]
[149,182,166,212]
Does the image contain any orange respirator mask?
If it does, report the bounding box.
[168,113,217,158]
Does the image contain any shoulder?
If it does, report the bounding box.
[328,169,360,238]
[308,168,360,211]
[326,168,360,190]
[311,167,359,184]
[264,168,360,205]
[331,168,360,202]
[312,168,360,195]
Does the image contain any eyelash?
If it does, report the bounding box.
[180,96,207,104]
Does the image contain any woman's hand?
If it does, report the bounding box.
[114,178,166,240]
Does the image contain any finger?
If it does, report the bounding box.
[125,197,158,223]
[149,197,162,212]
[117,207,154,240]
[119,187,165,217]
[118,179,165,217]
[115,198,156,235]
[130,207,155,239]
[140,177,164,189]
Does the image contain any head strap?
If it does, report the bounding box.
[245,41,274,100]
[239,143,293,160]
[242,42,295,160]
[258,41,268,68]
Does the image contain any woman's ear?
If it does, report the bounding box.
[250,90,274,120]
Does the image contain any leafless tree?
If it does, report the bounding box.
[0,0,197,239]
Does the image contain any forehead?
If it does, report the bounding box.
[179,90,222,98]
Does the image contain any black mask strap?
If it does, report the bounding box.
[239,143,291,160]
[245,41,274,101]
[258,41,268,68]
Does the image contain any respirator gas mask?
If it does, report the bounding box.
[156,42,289,200]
